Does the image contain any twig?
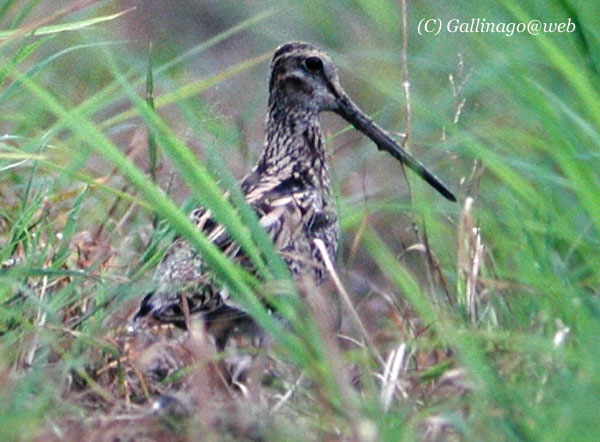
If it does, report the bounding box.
[313,239,385,368]
[399,0,414,203]
[400,0,411,144]
[272,373,304,412]
[379,343,408,411]
[24,275,49,368]
[0,0,103,44]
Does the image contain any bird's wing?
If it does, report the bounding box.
[133,172,317,329]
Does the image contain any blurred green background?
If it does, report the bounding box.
[1,0,599,440]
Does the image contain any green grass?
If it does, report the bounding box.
[0,0,599,440]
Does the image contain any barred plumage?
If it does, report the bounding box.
[133,42,455,348]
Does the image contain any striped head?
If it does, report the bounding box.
[268,42,343,113]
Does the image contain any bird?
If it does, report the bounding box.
[133,42,456,349]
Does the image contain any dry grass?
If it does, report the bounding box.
[1,1,599,441]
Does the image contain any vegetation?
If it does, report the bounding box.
[0,0,598,440]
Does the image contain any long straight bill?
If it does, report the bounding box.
[336,95,456,202]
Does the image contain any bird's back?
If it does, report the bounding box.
[134,114,339,342]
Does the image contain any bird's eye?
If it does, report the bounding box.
[304,56,323,73]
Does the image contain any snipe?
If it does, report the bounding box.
[133,42,455,347]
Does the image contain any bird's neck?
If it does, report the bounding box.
[258,104,330,188]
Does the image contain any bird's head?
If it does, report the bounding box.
[269,42,456,202]
[269,42,344,113]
